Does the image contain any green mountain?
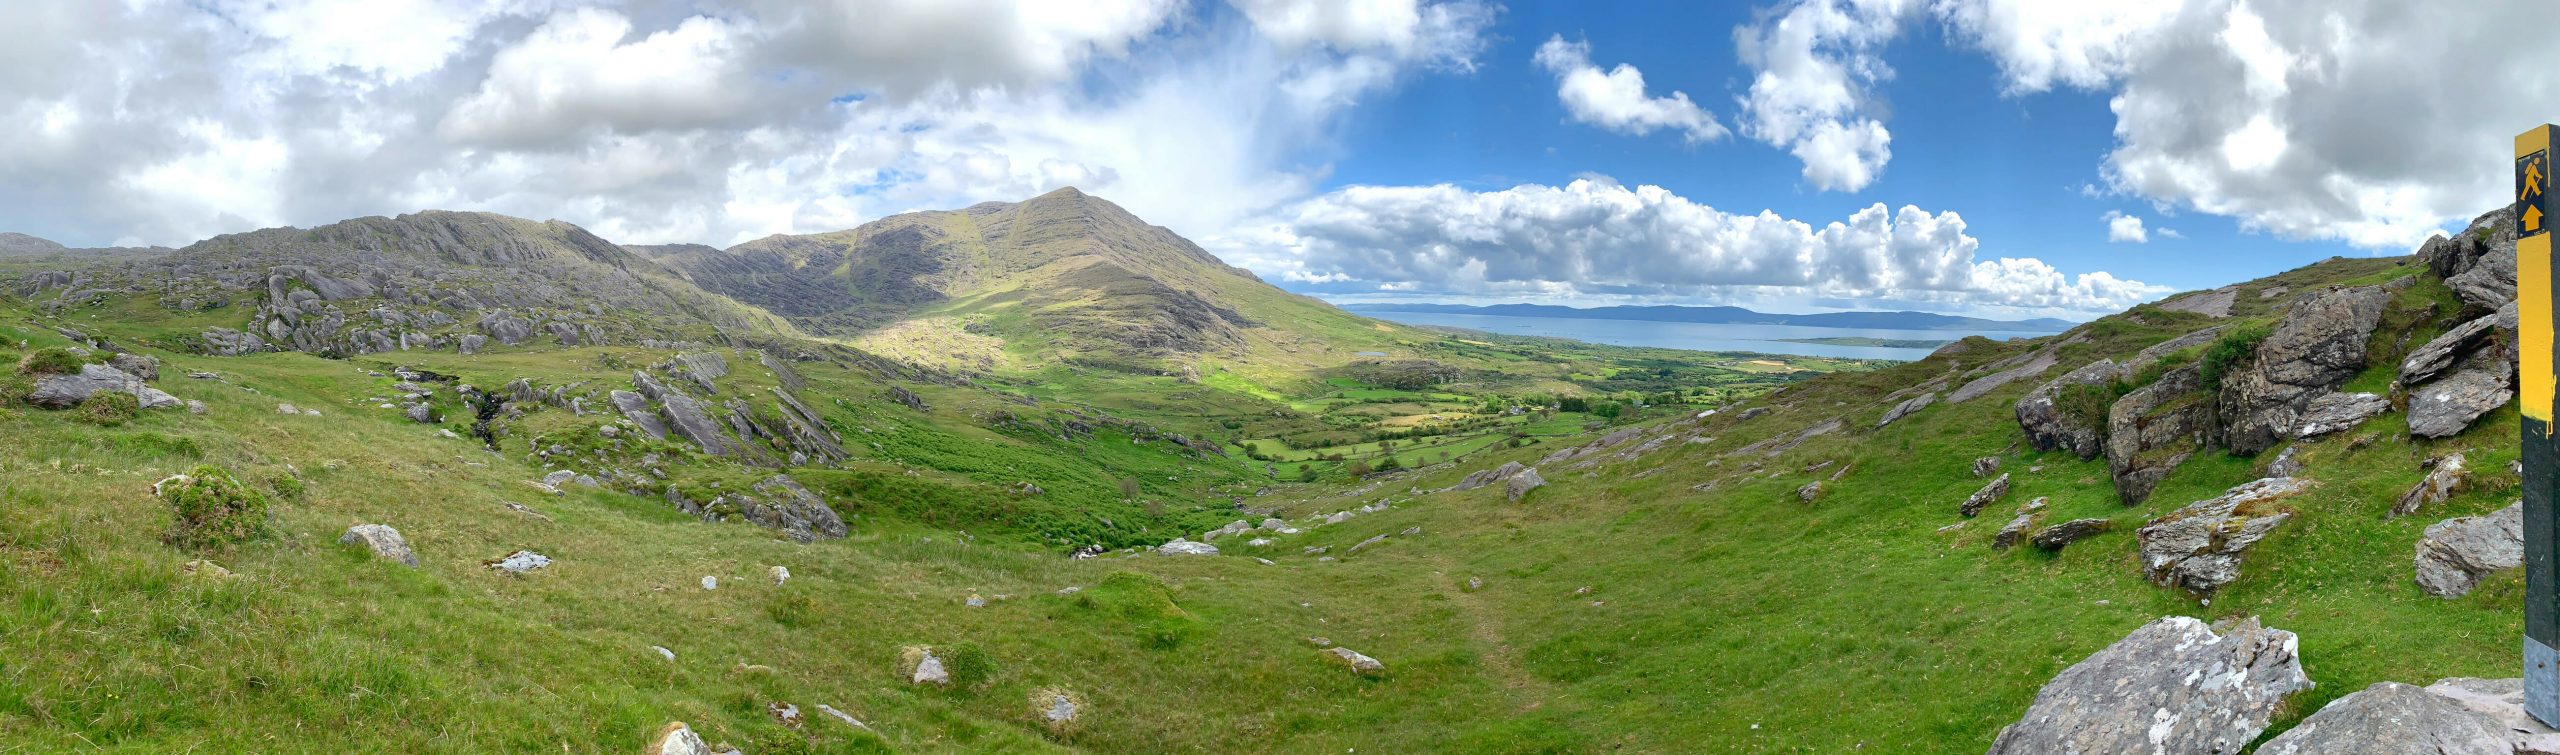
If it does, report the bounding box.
[0,194,2526,751]
[642,187,1403,375]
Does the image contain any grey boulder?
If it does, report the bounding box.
[2030,519,2112,551]
[29,363,179,410]
[2219,286,2390,455]
[2105,364,2217,506]
[2293,391,2389,439]
[2416,501,2523,599]
[1505,467,1547,501]
[1987,616,2312,754]
[2258,682,2511,755]
[338,524,419,567]
[1959,473,2010,518]
[2015,359,2121,459]
[1451,461,1526,492]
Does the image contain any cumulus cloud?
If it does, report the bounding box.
[0,0,1498,249]
[1739,0,2559,249]
[1733,0,1911,192]
[1532,36,1726,143]
[1215,177,2166,315]
[2103,211,2148,243]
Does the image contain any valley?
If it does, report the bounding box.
[0,192,2534,753]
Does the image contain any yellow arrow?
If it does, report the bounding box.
[2530,203,2547,234]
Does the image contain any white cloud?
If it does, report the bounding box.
[1935,0,2560,249]
[1532,36,1726,143]
[1215,177,2166,314]
[2102,210,2148,243]
[1230,0,1496,68]
[1733,0,1913,192]
[2158,227,2183,239]
[0,0,1499,250]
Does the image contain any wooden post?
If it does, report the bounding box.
[2521,123,2559,726]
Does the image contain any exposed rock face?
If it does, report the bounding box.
[609,390,670,439]
[1505,468,1547,501]
[674,352,727,393]
[2258,682,2511,755]
[1796,481,1823,503]
[486,550,550,574]
[1986,616,2312,755]
[2157,287,2238,317]
[2106,364,2217,506]
[1971,456,2001,477]
[636,371,730,456]
[1157,539,1218,556]
[2265,445,2304,478]
[1959,474,2011,518]
[2393,454,2467,518]
[1949,350,2059,404]
[28,363,179,410]
[1875,392,1936,428]
[2137,477,2307,593]
[196,327,269,355]
[107,353,158,381]
[337,524,419,567]
[2416,501,2523,598]
[2419,207,2520,313]
[2293,391,2388,439]
[2410,346,2515,438]
[2403,313,2503,385]
[2219,286,2390,455]
[2031,519,2112,550]
[2016,359,2121,459]
[710,475,848,543]
[1451,461,1526,492]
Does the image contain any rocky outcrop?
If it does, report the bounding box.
[1157,539,1218,556]
[609,390,670,440]
[2410,343,2516,439]
[2426,677,2560,752]
[107,353,158,381]
[2294,391,2389,439]
[711,475,847,543]
[2137,477,2307,593]
[2015,359,2120,459]
[2393,453,2467,518]
[1959,473,2010,518]
[1875,392,1935,428]
[2157,287,2238,318]
[2104,364,2217,506]
[1971,456,2000,477]
[2258,682,2511,755]
[1451,461,1527,492]
[1949,350,2059,404]
[2219,286,2390,455]
[1986,616,2312,754]
[2403,312,2503,386]
[2031,519,2111,551]
[2416,501,2523,599]
[338,524,419,567]
[195,327,269,355]
[635,370,730,456]
[2419,207,2520,313]
[1323,647,1386,675]
[27,363,180,410]
[1993,498,2045,550]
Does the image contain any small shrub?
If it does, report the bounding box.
[766,592,819,628]
[2198,324,2272,392]
[264,470,306,501]
[18,347,84,376]
[75,390,140,426]
[942,642,996,690]
[161,466,271,549]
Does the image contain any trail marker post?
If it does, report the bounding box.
[2522,123,2559,727]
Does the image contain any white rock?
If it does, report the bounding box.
[769,565,790,586]
[1157,539,1219,556]
[700,576,718,590]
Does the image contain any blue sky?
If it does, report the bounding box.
[2,1,2545,319]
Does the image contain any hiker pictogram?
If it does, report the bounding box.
[2522,150,2549,237]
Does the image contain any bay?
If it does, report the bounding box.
[1364,311,2057,361]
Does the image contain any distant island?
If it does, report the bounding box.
[1774,336,1955,349]
[1341,302,2075,332]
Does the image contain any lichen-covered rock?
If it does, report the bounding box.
[485,550,550,574]
[1971,456,2000,477]
[903,646,951,685]
[2416,501,2522,599]
[2258,682,2511,755]
[28,363,176,410]
[2403,313,2503,386]
[337,524,419,567]
[2293,391,2388,439]
[1323,646,1385,675]
[711,475,847,543]
[1948,350,2059,404]
[2137,477,2307,593]
[1795,481,1822,503]
[1992,498,2045,550]
[2106,363,2217,506]
[2219,286,2390,455]
[1987,616,2311,755]
[2393,453,2467,518]
[107,353,158,381]
[609,390,670,440]
[642,722,714,755]
[2015,359,2121,459]
[1959,473,2010,518]
[1157,539,1218,556]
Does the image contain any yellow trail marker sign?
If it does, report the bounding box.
[2524,123,2559,727]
